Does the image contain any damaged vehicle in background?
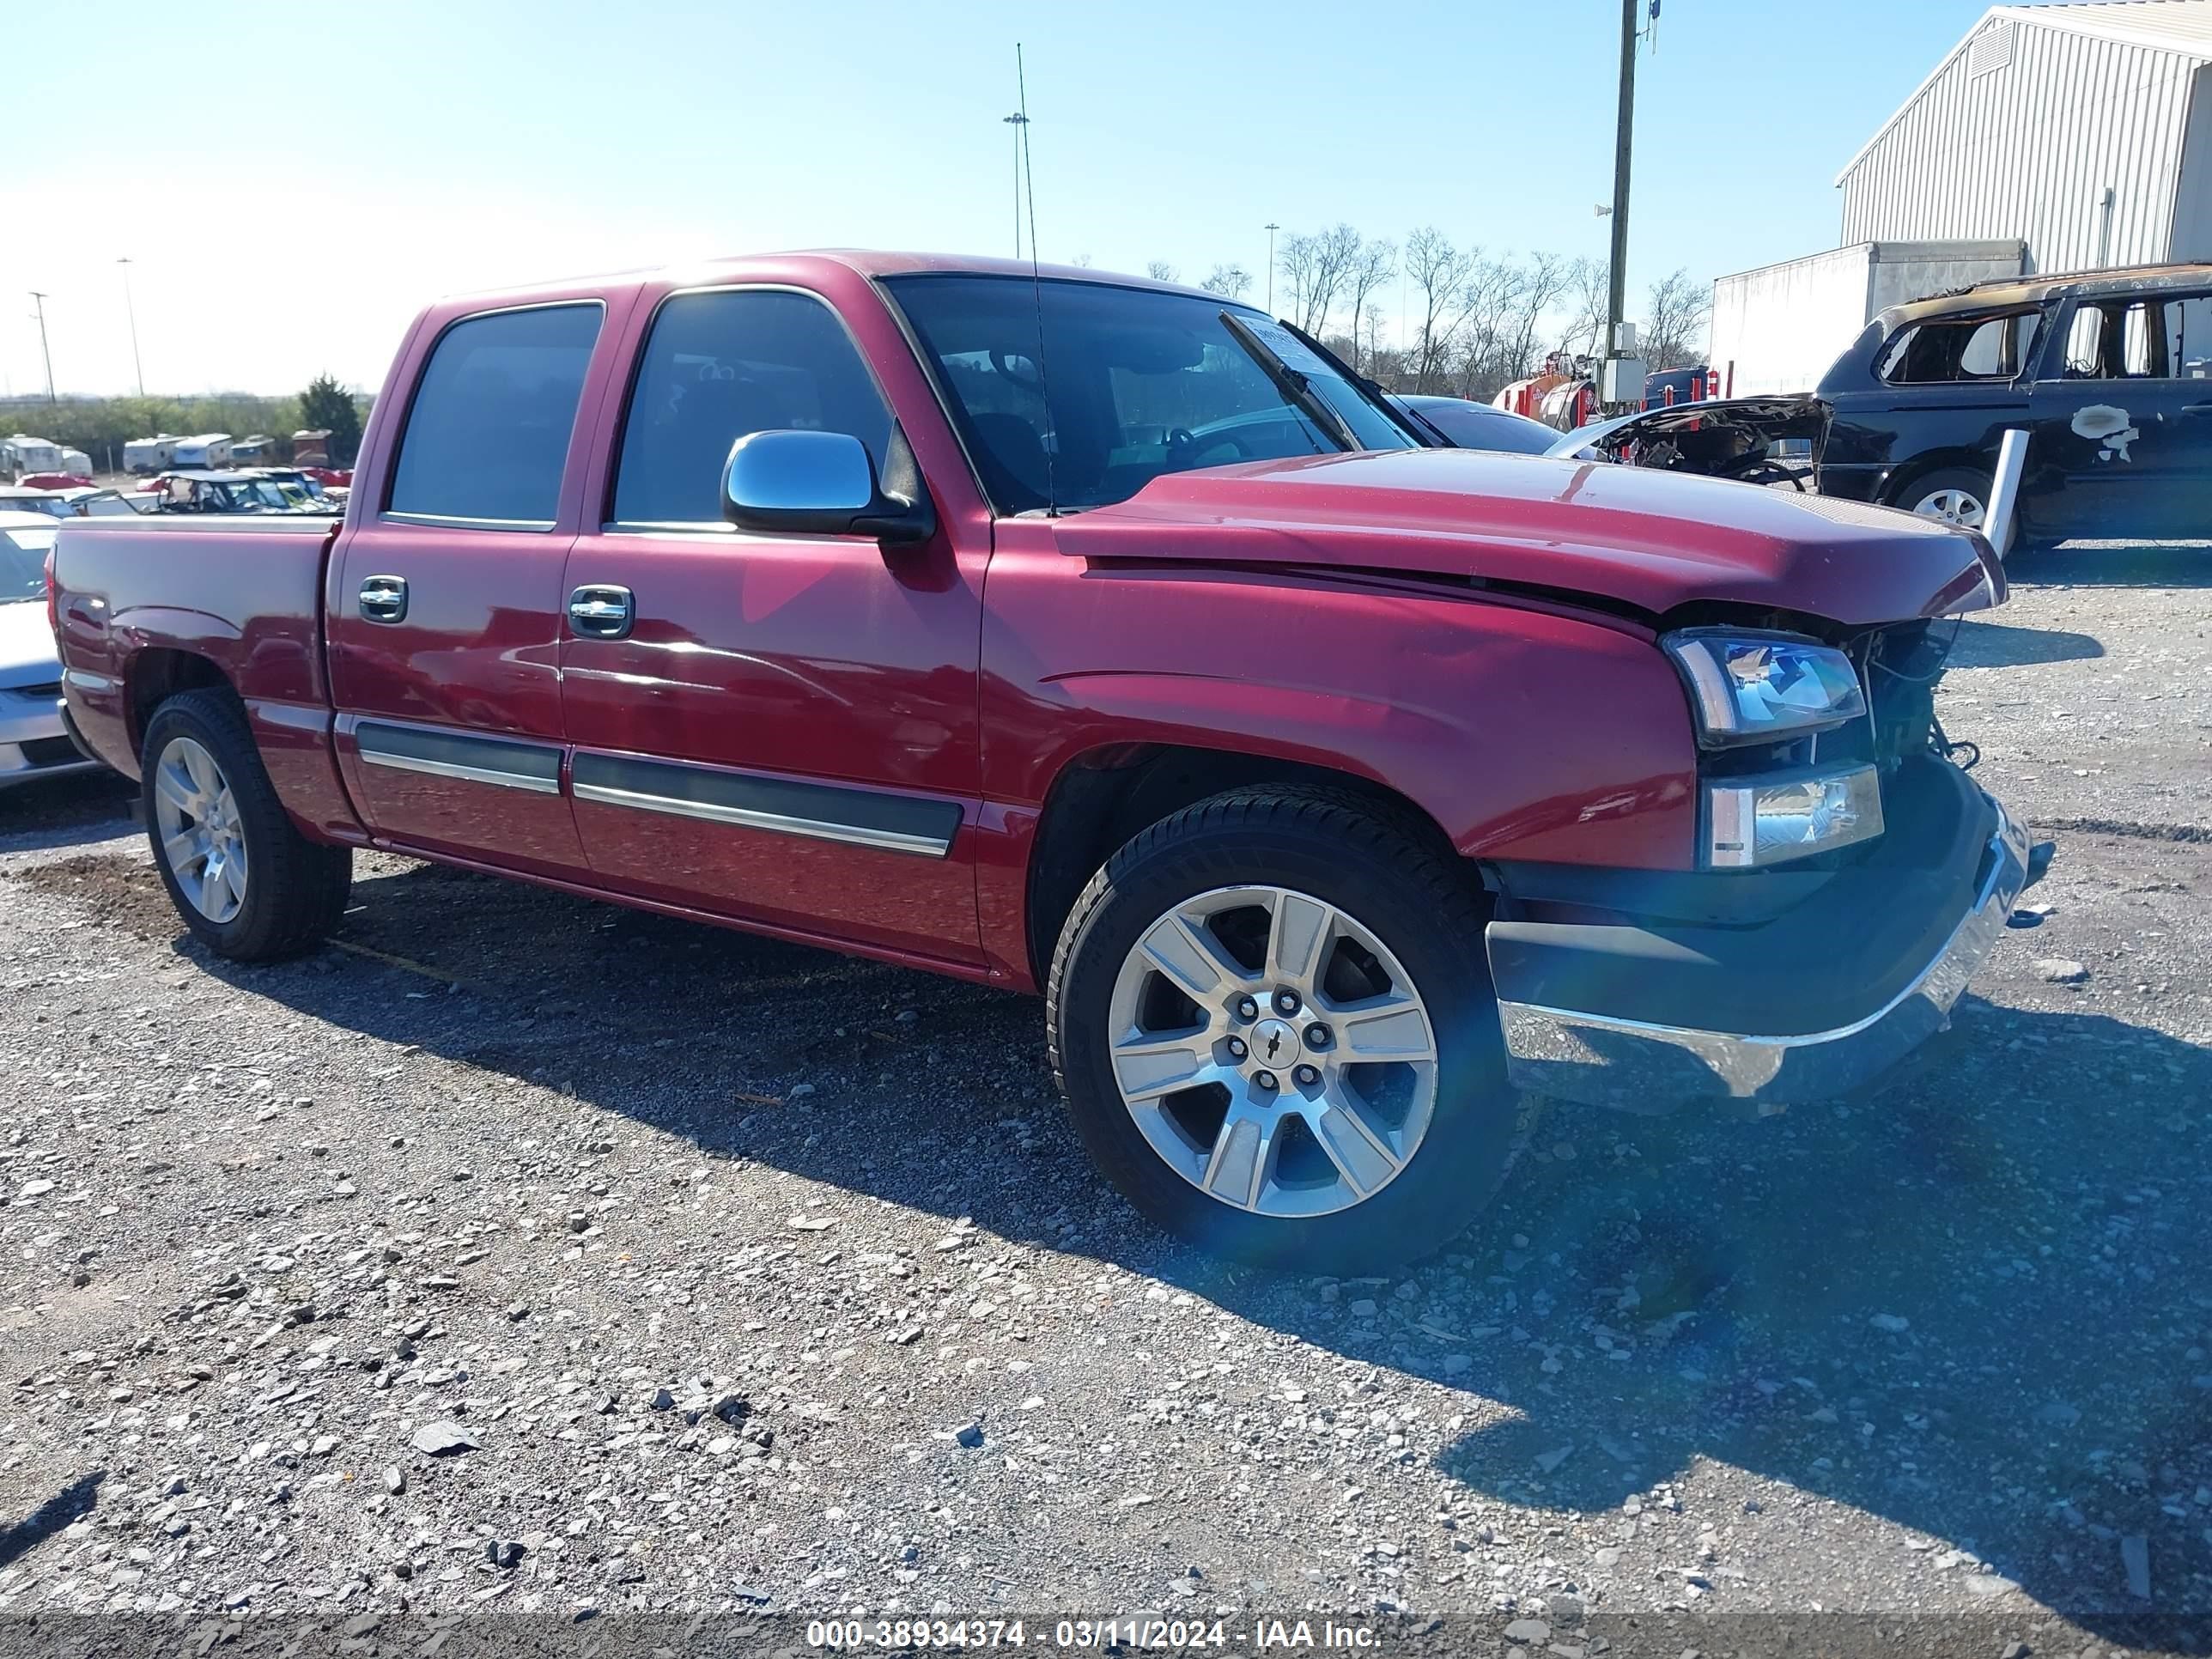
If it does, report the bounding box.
[1550,264,2212,548]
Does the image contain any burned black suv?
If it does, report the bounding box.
[1563,263,2212,548]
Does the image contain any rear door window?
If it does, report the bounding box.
[388,303,603,526]
[2054,294,2212,380]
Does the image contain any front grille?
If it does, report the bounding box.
[19,735,80,768]
[1854,620,1952,773]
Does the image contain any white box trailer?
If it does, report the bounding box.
[1709,239,2027,396]
[124,434,180,473]
[170,433,234,468]
[2,434,65,479]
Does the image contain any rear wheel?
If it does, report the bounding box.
[1898,466,1992,530]
[1048,787,1534,1273]
[142,688,351,961]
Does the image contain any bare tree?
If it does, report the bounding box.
[1564,256,1610,360]
[1500,252,1571,384]
[1278,223,1362,336]
[1642,268,1712,371]
[1200,263,1252,300]
[1343,239,1396,374]
[1453,255,1528,400]
[1403,227,1474,394]
[1146,260,1181,283]
[1277,233,1321,332]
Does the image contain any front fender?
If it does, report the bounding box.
[981,551,1698,872]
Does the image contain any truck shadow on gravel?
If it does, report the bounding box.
[1948,618,2105,669]
[2009,542,2212,589]
[0,1473,103,1572]
[22,854,2211,1632]
[1406,991,2212,1633]
[0,771,137,855]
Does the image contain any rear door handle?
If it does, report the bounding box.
[568,584,635,640]
[2183,401,2212,416]
[358,574,408,623]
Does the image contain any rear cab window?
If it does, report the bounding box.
[387,302,604,526]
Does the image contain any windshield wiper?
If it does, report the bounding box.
[1273,318,1442,448]
[1218,310,1362,453]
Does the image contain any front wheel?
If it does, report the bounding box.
[1899,466,1993,530]
[142,687,352,961]
[1047,788,1534,1273]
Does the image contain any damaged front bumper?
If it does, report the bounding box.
[1488,763,2038,1111]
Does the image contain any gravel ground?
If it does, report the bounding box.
[1,553,2208,1657]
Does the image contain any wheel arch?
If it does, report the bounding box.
[125,647,234,755]
[1022,743,1469,991]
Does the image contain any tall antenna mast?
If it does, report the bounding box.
[1016,44,1039,263]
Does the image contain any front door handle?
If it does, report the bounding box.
[2182,401,2212,417]
[358,574,408,623]
[568,584,635,640]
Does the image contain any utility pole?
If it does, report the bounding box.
[1602,0,1641,405]
[28,291,55,404]
[1001,110,1028,258]
[118,258,145,397]
[1263,222,1279,313]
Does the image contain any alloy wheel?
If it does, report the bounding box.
[1911,486,1985,528]
[1105,884,1438,1218]
[152,735,248,924]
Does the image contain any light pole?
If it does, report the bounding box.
[27,291,54,404]
[1001,111,1028,258]
[118,258,145,397]
[1263,222,1279,313]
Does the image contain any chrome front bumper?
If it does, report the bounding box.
[1495,794,2033,1110]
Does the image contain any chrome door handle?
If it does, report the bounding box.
[568,585,635,640]
[358,574,408,623]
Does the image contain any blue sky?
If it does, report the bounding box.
[3,0,1993,398]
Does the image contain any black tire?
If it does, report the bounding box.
[1893,465,1993,529]
[1047,787,1536,1273]
[141,687,351,961]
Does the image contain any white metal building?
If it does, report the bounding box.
[1838,0,2212,270]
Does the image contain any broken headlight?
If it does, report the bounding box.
[1663,629,1868,750]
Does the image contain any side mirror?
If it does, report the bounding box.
[720,429,935,544]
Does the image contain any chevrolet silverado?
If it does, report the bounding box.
[51,252,2036,1269]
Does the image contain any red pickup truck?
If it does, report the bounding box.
[50,252,2034,1270]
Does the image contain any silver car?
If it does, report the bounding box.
[0,511,102,789]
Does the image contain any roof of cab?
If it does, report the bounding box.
[433,249,1235,308]
[1876,261,2212,329]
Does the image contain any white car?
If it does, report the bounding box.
[0,511,103,789]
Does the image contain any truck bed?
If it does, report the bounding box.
[52,514,342,799]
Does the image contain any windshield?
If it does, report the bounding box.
[0,526,55,601]
[885,276,1415,514]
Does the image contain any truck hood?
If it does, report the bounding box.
[0,601,61,686]
[1049,448,1998,627]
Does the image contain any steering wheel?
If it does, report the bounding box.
[990,349,1045,392]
